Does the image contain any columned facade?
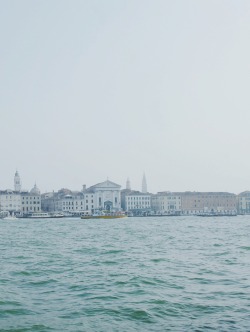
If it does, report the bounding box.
[89,180,121,211]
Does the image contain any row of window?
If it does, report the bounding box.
[127,203,150,207]
[63,205,94,210]
[64,195,94,199]
[153,196,181,200]
[23,197,40,200]
[22,202,40,204]
[127,197,150,201]
[156,197,180,200]
[62,200,93,205]
[22,207,40,211]
[0,196,40,200]
[161,205,177,209]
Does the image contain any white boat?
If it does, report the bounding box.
[23,212,64,219]
[196,211,237,217]
[3,215,18,220]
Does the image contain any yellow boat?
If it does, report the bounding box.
[81,212,126,220]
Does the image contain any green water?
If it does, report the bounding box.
[0,216,250,331]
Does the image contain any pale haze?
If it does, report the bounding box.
[1,0,250,194]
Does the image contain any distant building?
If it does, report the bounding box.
[61,193,86,214]
[237,191,250,214]
[88,179,121,211]
[41,189,71,213]
[0,190,21,212]
[0,173,41,214]
[177,191,237,214]
[21,185,41,214]
[123,191,151,214]
[151,192,181,214]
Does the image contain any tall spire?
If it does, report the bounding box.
[142,173,147,193]
[126,178,131,190]
[14,170,21,192]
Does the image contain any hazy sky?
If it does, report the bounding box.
[1,0,250,194]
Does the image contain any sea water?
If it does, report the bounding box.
[0,216,250,331]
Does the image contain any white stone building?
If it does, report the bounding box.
[125,192,151,212]
[21,184,41,214]
[87,179,121,211]
[61,193,86,214]
[0,172,41,215]
[151,192,181,214]
[237,191,250,214]
[0,190,22,212]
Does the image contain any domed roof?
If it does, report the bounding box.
[30,183,40,195]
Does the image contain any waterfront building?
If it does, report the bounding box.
[41,192,57,212]
[120,181,132,211]
[151,192,181,214]
[21,184,41,214]
[41,189,71,213]
[0,172,41,214]
[124,191,151,214]
[87,179,121,211]
[237,191,250,214]
[61,193,86,214]
[176,191,237,214]
[0,190,22,212]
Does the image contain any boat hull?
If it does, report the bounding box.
[81,215,126,220]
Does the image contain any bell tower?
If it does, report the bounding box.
[142,173,147,193]
[126,178,131,190]
[14,170,21,192]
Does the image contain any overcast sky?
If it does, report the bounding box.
[1,0,250,194]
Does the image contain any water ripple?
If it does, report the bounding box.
[0,216,250,331]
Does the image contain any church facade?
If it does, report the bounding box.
[87,179,121,211]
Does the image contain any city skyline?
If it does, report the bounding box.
[2,171,246,216]
[1,169,249,196]
[1,1,250,194]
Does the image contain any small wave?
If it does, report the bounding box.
[102,260,118,265]
[0,300,22,307]
[102,249,125,255]
[122,308,155,323]
[239,246,250,250]
[11,270,41,277]
[27,279,57,286]
[0,308,34,317]
[1,325,53,332]
[150,258,166,263]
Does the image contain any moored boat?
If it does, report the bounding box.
[3,214,18,220]
[21,212,65,219]
[81,211,126,219]
[0,211,18,220]
[196,212,237,217]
